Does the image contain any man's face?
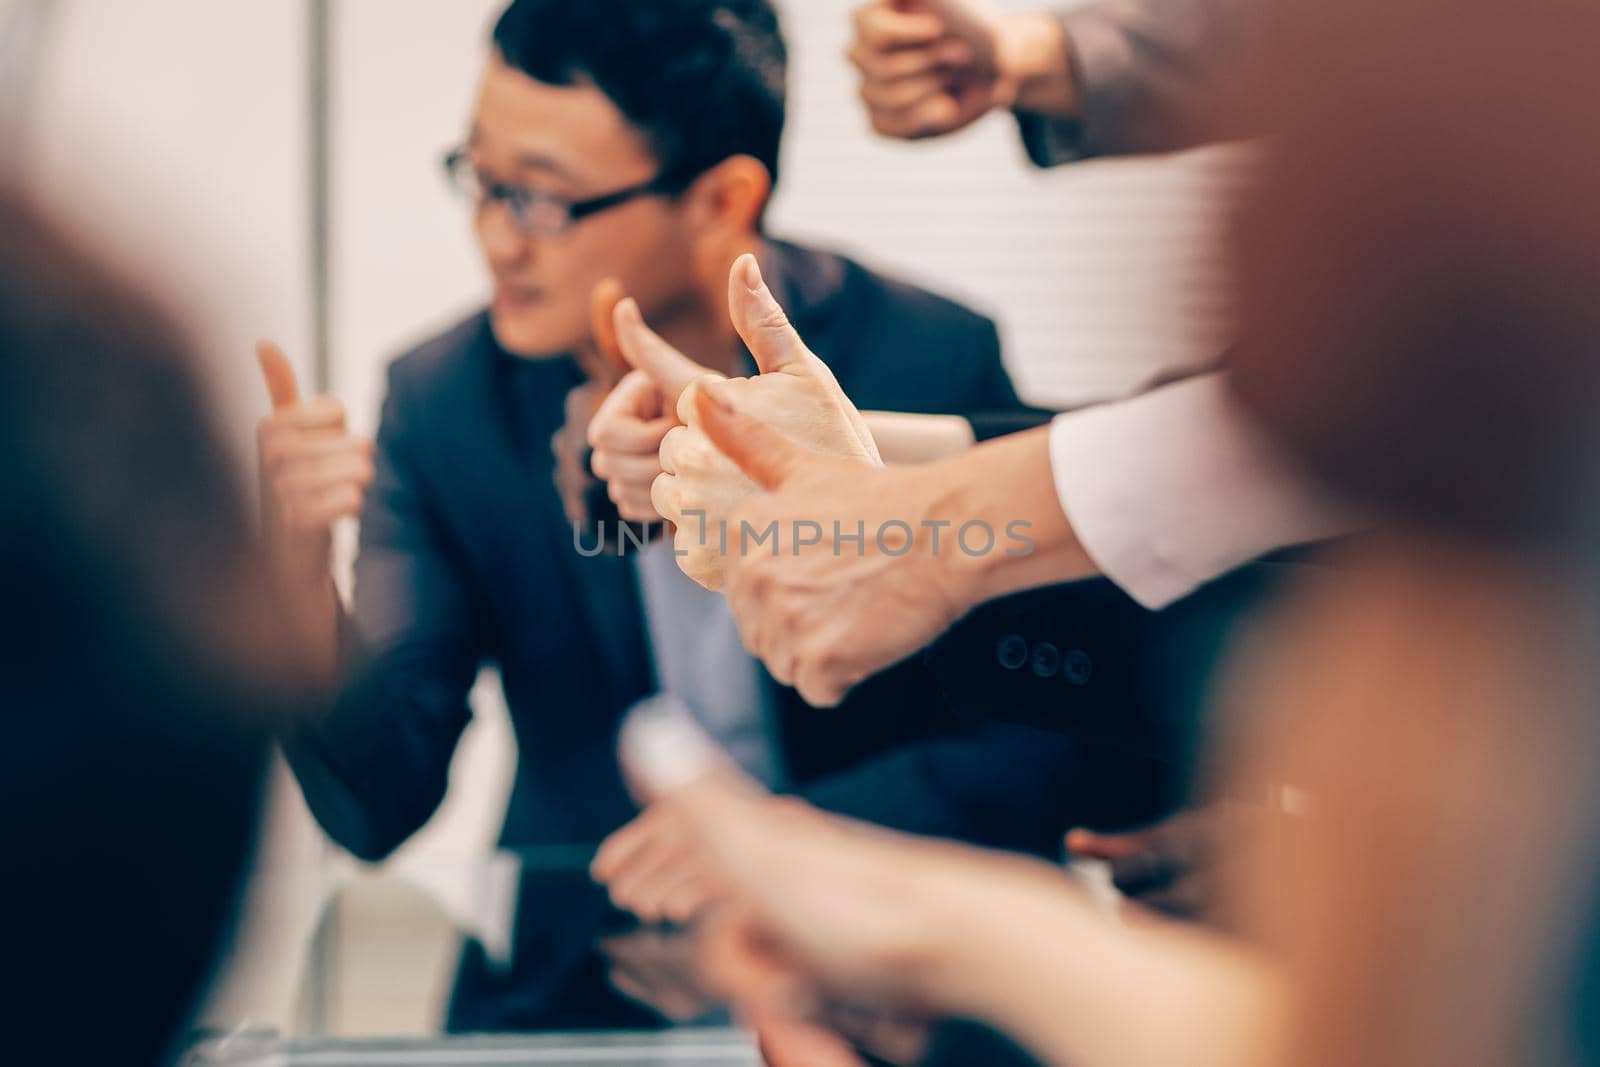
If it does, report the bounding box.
[467,54,699,358]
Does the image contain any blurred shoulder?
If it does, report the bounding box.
[385,309,496,393]
[778,240,996,341]
[844,256,997,344]
[771,242,1009,415]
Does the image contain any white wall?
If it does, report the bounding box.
[17,0,314,434]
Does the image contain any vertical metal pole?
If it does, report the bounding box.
[304,0,338,1038]
[308,0,333,393]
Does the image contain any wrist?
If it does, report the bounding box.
[927,427,1081,610]
[285,570,343,684]
[914,462,993,625]
[996,11,1077,117]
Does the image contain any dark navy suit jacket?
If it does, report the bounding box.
[283,241,1173,1030]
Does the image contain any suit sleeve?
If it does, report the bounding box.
[1017,0,1253,165]
[922,565,1295,788]
[282,365,483,861]
[795,571,1290,854]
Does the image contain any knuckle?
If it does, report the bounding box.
[650,470,676,504]
[809,643,849,681]
[755,303,792,333]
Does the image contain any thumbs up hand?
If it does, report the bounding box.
[672,383,973,709]
[645,254,882,589]
[688,253,880,465]
[255,341,373,592]
[593,254,880,552]
[553,279,656,531]
[587,296,726,524]
[848,0,1069,140]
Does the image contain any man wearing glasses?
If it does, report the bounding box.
[261,0,1169,1032]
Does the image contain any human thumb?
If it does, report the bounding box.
[613,297,719,412]
[728,254,812,376]
[256,340,302,411]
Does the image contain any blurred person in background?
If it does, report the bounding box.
[256,0,1179,1032]
[617,0,1600,1063]
[0,193,309,1065]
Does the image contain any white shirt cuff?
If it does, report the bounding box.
[1049,374,1361,609]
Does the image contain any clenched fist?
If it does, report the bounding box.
[552,278,669,551]
[848,0,1072,140]
[643,253,882,591]
[588,297,723,525]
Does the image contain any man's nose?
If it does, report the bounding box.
[479,203,533,267]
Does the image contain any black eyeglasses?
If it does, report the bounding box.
[443,148,675,238]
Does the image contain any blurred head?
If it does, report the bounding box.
[0,193,309,1065]
[466,0,787,358]
[1225,0,1600,554]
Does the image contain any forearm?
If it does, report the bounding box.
[285,572,344,686]
[283,676,463,861]
[282,618,473,861]
[923,858,1284,1067]
[1016,0,1255,165]
[1000,10,1080,118]
[928,426,1097,606]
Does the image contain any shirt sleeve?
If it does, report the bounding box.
[1048,373,1361,609]
[1017,0,1251,166]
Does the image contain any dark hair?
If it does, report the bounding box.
[0,193,311,1065]
[492,0,787,191]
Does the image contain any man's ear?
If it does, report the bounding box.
[681,155,773,237]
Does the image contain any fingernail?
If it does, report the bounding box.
[738,254,764,294]
[615,297,641,328]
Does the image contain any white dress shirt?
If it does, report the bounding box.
[1049,372,1360,609]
